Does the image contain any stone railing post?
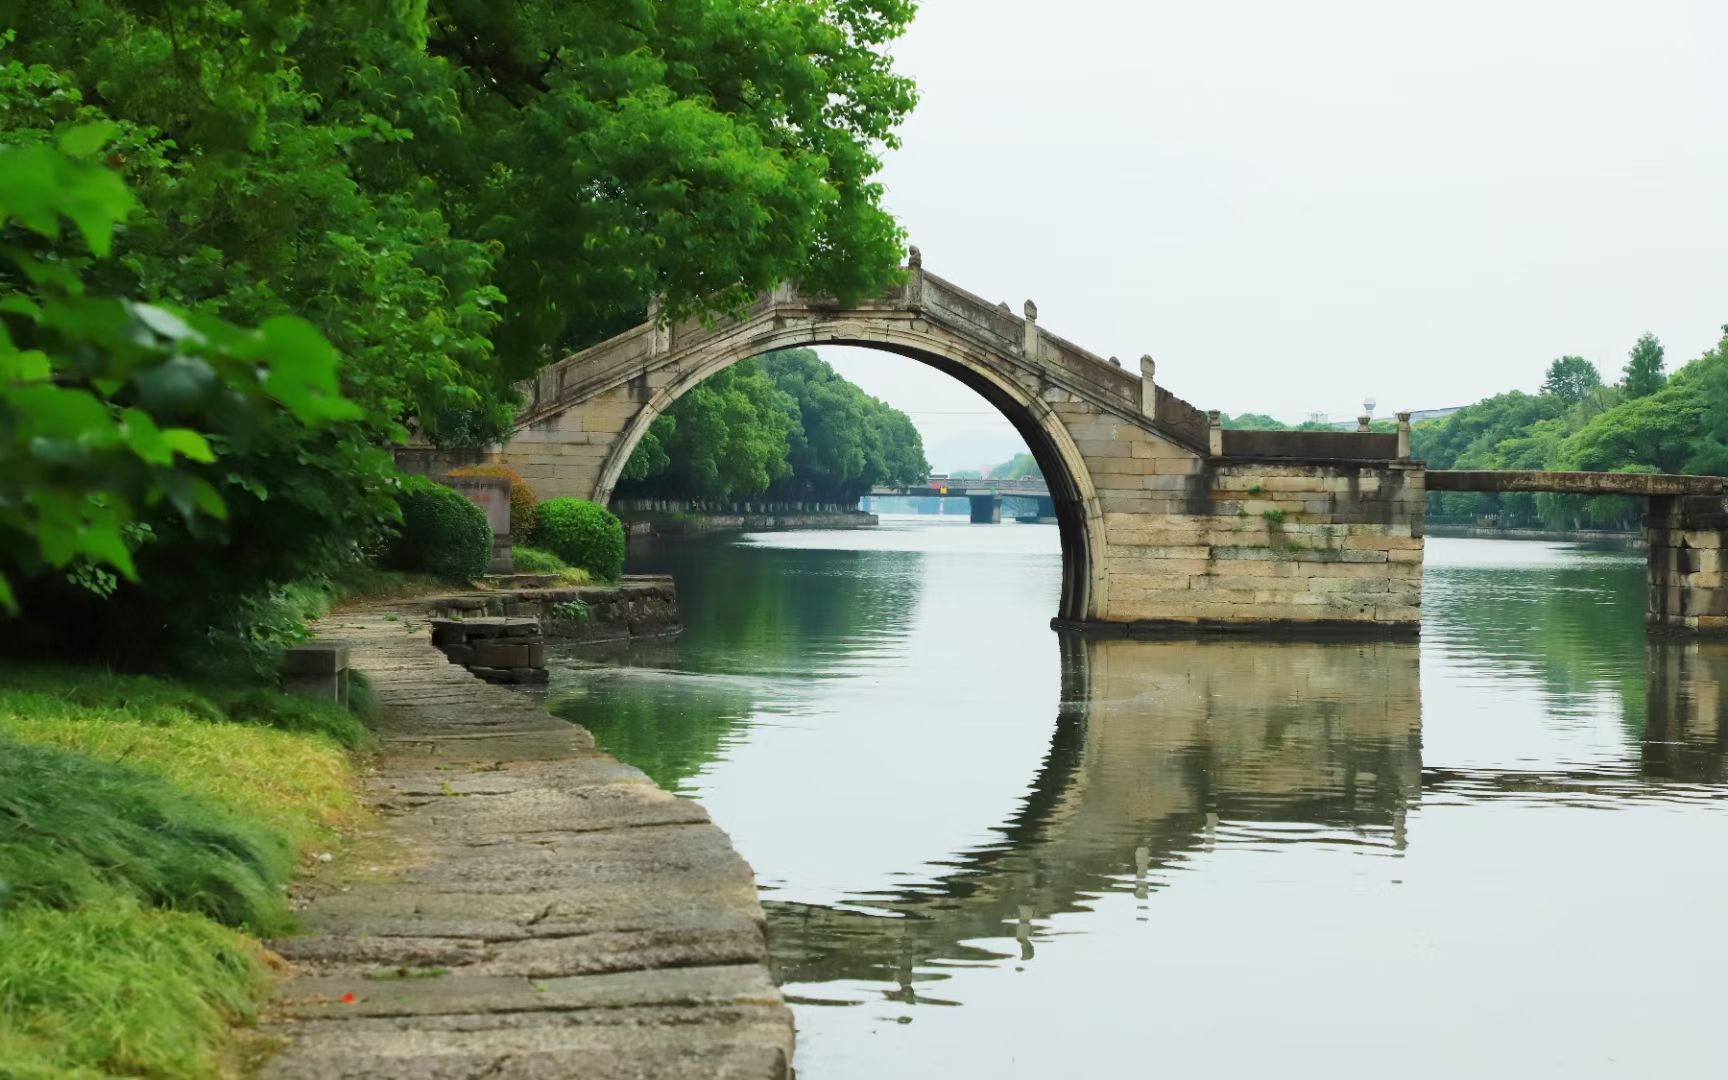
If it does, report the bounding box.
[1022,300,1040,359]
[1357,415,1371,433]
[646,294,666,357]
[905,245,924,308]
[1140,355,1157,420]
[1208,410,1223,456]
[1396,411,1412,460]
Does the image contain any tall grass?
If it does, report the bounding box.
[0,669,362,851]
[0,738,293,932]
[0,905,267,1079]
[0,663,371,1077]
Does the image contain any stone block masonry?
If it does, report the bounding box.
[421,576,683,644]
[1648,495,1728,633]
[430,616,549,684]
[262,608,793,1078]
[1083,453,1424,635]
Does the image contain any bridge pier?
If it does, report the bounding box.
[969,495,1002,524]
[1648,495,1728,632]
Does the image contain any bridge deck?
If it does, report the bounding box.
[1426,470,1724,497]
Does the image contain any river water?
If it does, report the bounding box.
[540,518,1728,1078]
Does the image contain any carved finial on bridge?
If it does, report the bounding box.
[1358,416,1371,433]
[907,245,922,269]
[1023,300,1038,322]
[997,301,1011,313]
[1021,300,1040,358]
[1109,355,1121,366]
[1396,411,1413,461]
[1139,356,1157,420]
[1207,409,1223,457]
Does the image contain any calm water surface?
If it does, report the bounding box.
[540,519,1728,1077]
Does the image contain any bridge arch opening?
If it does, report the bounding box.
[589,330,1104,623]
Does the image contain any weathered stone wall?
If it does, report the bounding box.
[417,577,682,644]
[1647,495,1728,632]
[502,381,655,502]
[1061,402,1424,632]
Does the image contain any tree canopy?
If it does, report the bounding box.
[1542,356,1603,404]
[617,349,928,503]
[1412,331,1728,531]
[3,0,918,431]
[0,1,919,658]
[1621,333,1668,400]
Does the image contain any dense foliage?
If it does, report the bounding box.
[532,498,625,582]
[1414,331,1728,530]
[388,476,493,583]
[618,348,928,502]
[1,1,917,658]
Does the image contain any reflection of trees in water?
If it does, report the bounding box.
[1424,554,1648,734]
[634,537,922,670]
[769,635,1423,991]
[545,538,922,791]
[1425,552,1728,783]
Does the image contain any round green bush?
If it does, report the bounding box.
[389,475,493,582]
[531,498,625,581]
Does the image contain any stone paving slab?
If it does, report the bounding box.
[262,610,794,1079]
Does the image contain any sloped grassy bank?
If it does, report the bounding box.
[0,668,370,1078]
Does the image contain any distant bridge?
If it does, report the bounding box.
[867,476,1053,523]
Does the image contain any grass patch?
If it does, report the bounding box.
[0,904,269,1080]
[0,738,293,932]
[0,668,362,853]
[511,546,594,585]
[0,663,370,1077]
[1261,509,1287,525]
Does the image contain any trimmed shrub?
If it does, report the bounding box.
[512,546,569,574]
[388,475,492,583]
[450,464,538,537]
[531,499,626,581]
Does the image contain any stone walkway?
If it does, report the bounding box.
[263,608,794,1079]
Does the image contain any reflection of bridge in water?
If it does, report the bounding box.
[768,634,1728,996]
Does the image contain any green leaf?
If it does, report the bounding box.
[56,122,121,158]
[255,316,363,423]
[160,428,216,464]
[120,409,172,464]
[0,570,15,615]
[1,349,52,383]
[188,477,227,519]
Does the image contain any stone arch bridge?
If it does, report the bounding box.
[489,256,1727,635]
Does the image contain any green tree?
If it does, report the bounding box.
[0,127,374,651]
[620,361,796,500]
[1,0,920,657]
[1542,356,1602,403]
[1622,333,1667,399]
[989,453,1043,480]
[1220,413,1289,430]
[761,349,928,500]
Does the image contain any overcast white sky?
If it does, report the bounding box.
[819,0,1728,473]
